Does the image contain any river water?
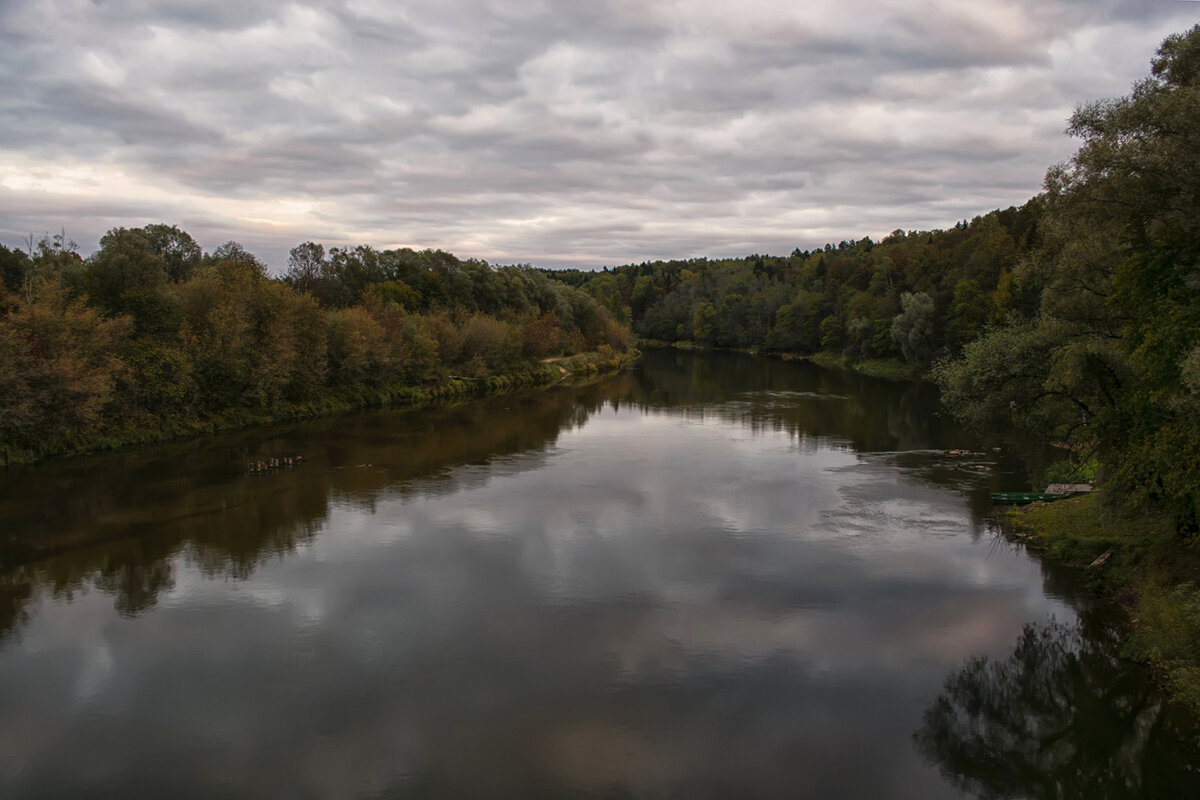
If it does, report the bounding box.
[1,349,1197,798]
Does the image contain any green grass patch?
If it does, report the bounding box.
[851,358,916,381]
[807,351,916,380]
[1128,583,1200,708]
[808,351,845,371]
[1005,492,1200,709]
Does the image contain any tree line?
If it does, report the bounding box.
[0,230,633,465]
[550,26,1200,536]
[547,201,1040,365]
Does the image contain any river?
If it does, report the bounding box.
[1,348,1197,798]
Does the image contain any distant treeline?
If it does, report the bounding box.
[0,231,633,464]
[550,25,1200,536]
[546,200,1042,364]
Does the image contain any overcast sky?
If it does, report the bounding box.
[1,1,1197,271]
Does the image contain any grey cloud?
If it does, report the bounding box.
[43,84,223,149]
[79,0,282,30]
[0,0,1197,268]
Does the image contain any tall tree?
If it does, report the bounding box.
[143,224,201,282]
[285,241,327,295]
[936,25,1200,533]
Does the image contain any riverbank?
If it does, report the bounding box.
[805,351,918,381]
[1,347,639,468]
[638,340,918,381]
[1003,493,1200,709]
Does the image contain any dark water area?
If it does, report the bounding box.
[1,349,1198,798]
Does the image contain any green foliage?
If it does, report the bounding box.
[944,278,985,350]
[818,314,843,350]
[1128,583,1200,708]
[327,306,388,386]
[767,291,823,352]
[0,279,131,463]
[551,201,1043,367]
[1008,493,1200,709]
[83,228,159,304]
[0,225,634,464]
[142,224,201,282]
[936,25,1200,536]
[692,301,717,344]
[0,244,31,295]
[122,338,195,417]
[458,314,517,372]
[934,320,1084,441]
[207,241,267,274]
[1043,455,1099,486]
[891,291,935,365]
[284,241,327,296]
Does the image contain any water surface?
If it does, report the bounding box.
[1,349,1197,798]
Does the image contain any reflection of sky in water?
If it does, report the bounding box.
[0,395,1081,799]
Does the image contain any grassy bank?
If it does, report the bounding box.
[637,339,756,356]
[2,348,639,468]
[806,352,918,381]
[1004,493,1200,708]
[638,340,918,381]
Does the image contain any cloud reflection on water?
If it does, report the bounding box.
[0,350,1173,798]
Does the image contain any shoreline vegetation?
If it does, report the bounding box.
[638,338,919,381]
[1002,495,1200,710]
[0,234,637,468]
[4,348,638,469]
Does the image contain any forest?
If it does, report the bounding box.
[546,202,1040,369]
[551,26,1200,539]
[0,232,634,465]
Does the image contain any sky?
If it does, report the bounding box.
[1,1,1197,272]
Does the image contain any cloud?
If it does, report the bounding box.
[0,0,1196,270]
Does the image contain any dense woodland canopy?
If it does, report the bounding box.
[546,202,1041,362]
[0,229,632,465]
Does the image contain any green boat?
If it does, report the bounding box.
[991,492,1070,504]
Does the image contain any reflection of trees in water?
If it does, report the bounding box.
[0,353,987,642]
[0,573,32,640]
[0,378,624,642]
[628,349,1009,522]
[0,351,1033,643]
[915,618,1200,799]
[634,349,1057,493]
[623,349,952,453]
[95,555,176,617]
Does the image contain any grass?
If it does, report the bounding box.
[1005,492,1200,708]
[808,351,917,380]
[635,341,919,381]
[850,358,916,381]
